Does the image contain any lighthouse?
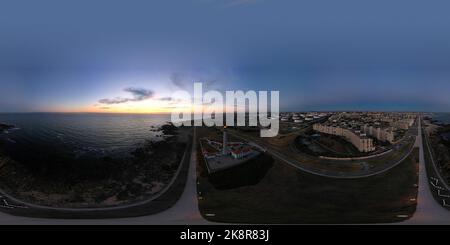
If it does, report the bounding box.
[223,125,228,155]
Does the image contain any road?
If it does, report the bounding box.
[0,127,209,224]
[1,121,450,224]
[404,117,450,224]
[227,128,417,179]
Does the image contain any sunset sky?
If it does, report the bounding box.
[1,0,450,113]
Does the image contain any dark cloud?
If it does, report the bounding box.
[99,97,130,104]
[158,96,173,101]
[170,73,186,89]
[99,87,154,104]
[124,87,154,100]
[169,72,219,91]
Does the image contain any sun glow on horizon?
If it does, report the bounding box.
[48,99,242,115]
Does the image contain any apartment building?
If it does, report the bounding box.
[313,124,375,152]
[362,125,395,143]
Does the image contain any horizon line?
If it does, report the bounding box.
[0,110,448,114]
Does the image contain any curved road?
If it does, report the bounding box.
[228,128,417,179]
[1,122,450,224]
[0,127,209,224]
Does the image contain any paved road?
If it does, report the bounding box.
[404,118,450,224]
[228,128,416,179]
[2,121,450,224]
[0,127,209,224]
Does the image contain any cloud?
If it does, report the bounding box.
[170,73,186,89]
[99,97,130,104]
[169,72,220,91]
[124,87,154,100]
[158,96,173,101]
[99,87,154,104]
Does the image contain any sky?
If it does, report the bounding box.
[1,0,450,113]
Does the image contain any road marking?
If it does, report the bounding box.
[430,180,445,190]
[430,178,439,186]
[230,129,417,179]
[1,198,28,209]
[5,204,28,209]
[443,200,450,208]
[438,190,450,198]
[423,121,450,192]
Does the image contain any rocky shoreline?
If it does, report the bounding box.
[0,123,14,133]
[0,123,190,208]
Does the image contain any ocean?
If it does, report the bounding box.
[431,113,450,124]
[0,113,172,165]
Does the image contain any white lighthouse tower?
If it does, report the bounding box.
[223,125,228,155]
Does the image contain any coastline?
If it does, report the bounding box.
[0,123,190,209]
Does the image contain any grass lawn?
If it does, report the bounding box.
[198,146,419,224]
